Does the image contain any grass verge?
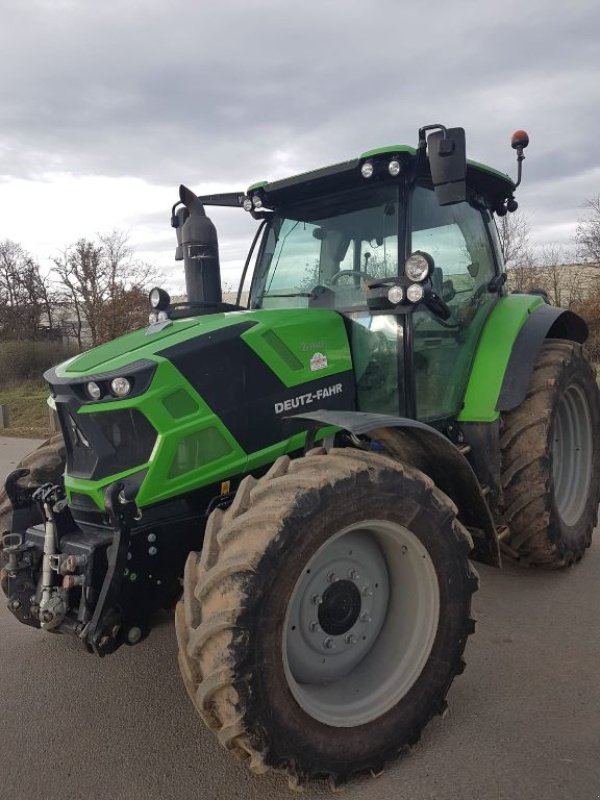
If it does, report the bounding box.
[0,383,51,439]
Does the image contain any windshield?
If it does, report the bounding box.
[250,185,399,310]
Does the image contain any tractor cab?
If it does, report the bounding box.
[239,130,515,425]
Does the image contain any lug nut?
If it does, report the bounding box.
[345,633,357,646]
[362,585,373,597]
[311,594,322,605]
[309,621,321,632]
[323,637,336,650]
[147,533,157,543]
[9,599,21,611]
[348,568,360,581]
[327,571,338,583]
[148,546,158,556]
[360,611,372,623]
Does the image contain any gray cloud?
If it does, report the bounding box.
[0,0,598,262]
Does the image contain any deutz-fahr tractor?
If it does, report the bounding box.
[2,124,599,787]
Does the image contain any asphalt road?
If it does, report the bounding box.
[1,437,599,800]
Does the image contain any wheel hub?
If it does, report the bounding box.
[318,580,362,636]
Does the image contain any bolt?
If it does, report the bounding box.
[323,637,336,650]
[348,568,360,581]
[147,533,157,543]
[148,546,158,556]
[401,545,408,555]
[360,611,372,624]
[9,598,21,611]
[127,627,142,645]
[309,621,321,632]
[129,572,137,582]
[311,594,322,605]
[327,571,337,583]
[345,633,357,646]
[362,585,373,597]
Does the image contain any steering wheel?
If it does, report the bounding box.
[328,269,374,286]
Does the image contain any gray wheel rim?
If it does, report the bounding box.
[282,520,440,728]
[552,383,593,526]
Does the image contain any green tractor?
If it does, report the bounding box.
[2,124,599,786]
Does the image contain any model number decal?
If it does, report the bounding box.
[274,383,343,414]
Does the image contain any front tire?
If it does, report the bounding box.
[500,339,600,567]
[176,448,478,786]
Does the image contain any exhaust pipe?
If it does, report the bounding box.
[173,184,222,305]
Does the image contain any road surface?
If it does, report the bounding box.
[1,437,598,800]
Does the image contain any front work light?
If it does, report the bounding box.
[388,159,401,176]
[387,285,404,304]
[405,251,434,282]
[86,381,101,400]
[110,377,132,397]
[406,283,425,303]
[149,287,171,310]
[361,161,374,179]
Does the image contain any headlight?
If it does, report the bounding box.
[243,197,253,212]
[110,377,132,397]
[86,381,101,400]
[405,251,434,282]
[157,310,169,322]
[149,311,159,324]
[361,161,374,179]
[388,159,401,176]
[387,285,404,304]
[149,287,171,310]
[252,196,263,209]
[406,283,425,303]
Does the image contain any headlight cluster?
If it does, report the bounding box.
[148,310,170,324]
[361,158,403,179]
[85,376,133,401]
[386,251,434,307]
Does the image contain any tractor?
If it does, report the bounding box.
[1,124,599,787]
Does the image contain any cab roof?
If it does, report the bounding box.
[246,145,515,210]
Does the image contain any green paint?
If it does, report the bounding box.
[246,180,268,192]
[458,294,545,422]
[59,308,353,510]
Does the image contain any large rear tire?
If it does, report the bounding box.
[500,340,600,567]
[176,448,478,786]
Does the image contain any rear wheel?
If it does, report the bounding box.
[176,448,478,786]
[500,340,600,567]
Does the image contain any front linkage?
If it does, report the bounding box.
[1,472,192,656]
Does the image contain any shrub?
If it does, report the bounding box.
[0,340,79,388]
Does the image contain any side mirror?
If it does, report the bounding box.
[427,127,467,206]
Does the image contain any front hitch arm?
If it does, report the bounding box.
[83,483,139,657]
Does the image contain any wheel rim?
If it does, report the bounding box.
[282,520,440,728]
[552,383,593,526]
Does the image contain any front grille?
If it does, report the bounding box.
[59,405,156,480]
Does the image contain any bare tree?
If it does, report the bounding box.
[496,210,533,268]
[575,194,600,266]
[0,240,57,340]
[53,231,160,346]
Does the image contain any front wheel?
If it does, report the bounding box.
[175,448,478,786]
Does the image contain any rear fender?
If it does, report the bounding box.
[291,410,501,566]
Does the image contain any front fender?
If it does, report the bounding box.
[458,295,587,423]
[291,410,501,567]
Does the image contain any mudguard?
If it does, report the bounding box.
[496,305,587,411]
[459,295,588,423]
[290,410,501,567]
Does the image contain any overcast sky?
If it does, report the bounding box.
[0,0,598,292]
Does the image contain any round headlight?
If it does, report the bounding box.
[361,161,374,179]
[387,285,404,304]
[110,377,131,398]
[405,252,433,282]
[242,197,253,212]
[252,195,263,209]
[149,287,171,310]
[406,283,425,303]
[149,311,158,324]
[388,159,401,176]
[86,381,101,401]
[157,310,169,322]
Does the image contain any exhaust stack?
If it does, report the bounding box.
[173,184,222,305]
